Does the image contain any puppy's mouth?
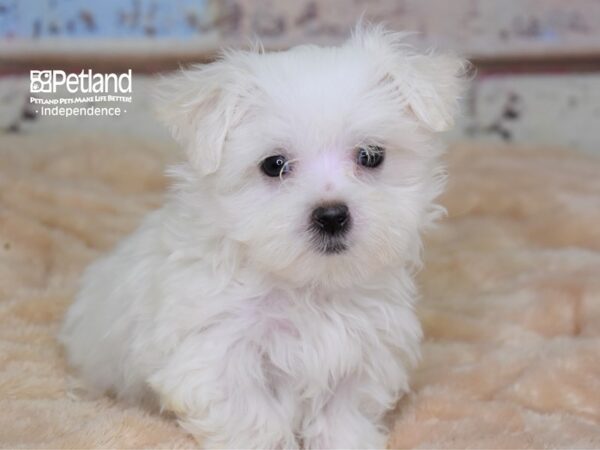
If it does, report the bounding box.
[312,236,348,255]
[308,226,350,254]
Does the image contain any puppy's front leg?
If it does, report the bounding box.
[301,377,390,449]
[148,335,297,449]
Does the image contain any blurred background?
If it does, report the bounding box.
[1,0,600,154]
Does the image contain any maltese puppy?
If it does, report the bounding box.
[60,26,465,449]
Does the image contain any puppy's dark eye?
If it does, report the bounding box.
[356,145,385,168]
[260,155,291,177]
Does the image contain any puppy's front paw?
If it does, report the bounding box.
[158,390,298,449]
[302,413,388,449]
[148,338,298,449]
[182,418,298,450]
[304,429,388,449]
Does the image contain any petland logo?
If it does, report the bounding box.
[30,69,133,117]
[30,69,132,94]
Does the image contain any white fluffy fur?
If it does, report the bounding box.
[60,26,465,449]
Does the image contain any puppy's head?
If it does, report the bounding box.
[158,26,467,288]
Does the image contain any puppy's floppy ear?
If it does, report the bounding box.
[351,25,469,132]
[398,53,468,132]
[156,59,244,175]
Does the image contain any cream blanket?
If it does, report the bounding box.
[1,133,599,448]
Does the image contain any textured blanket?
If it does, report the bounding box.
[1,133,599,448]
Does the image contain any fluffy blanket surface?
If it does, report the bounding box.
[1,133,599,448]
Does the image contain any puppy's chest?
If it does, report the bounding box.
[247,292,389,382]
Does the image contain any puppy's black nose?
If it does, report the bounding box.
[311,203,351,236]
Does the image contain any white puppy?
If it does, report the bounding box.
[60,26,465,449]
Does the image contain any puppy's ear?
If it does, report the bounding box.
[351,25,469,132]
[398,53,468,132]
[156,60,244,175]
